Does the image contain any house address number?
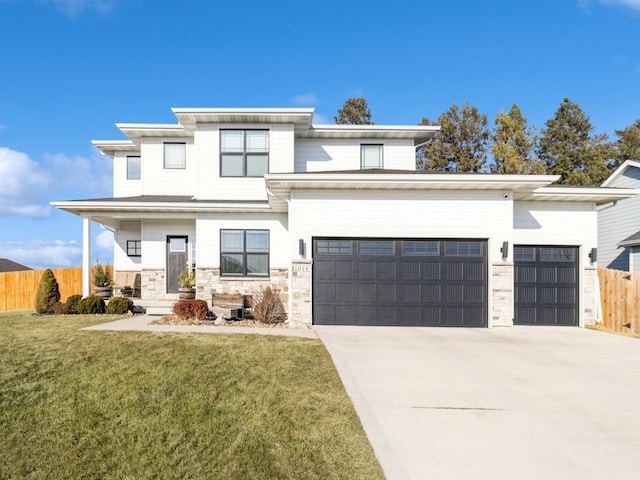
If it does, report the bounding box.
[293,265,310,272]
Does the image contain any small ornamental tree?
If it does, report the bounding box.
[35,269,61,314]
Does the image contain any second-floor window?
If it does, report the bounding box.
[361,144,383,169]
[164,142,186,169]
[220,130,269,177]
[127,156,141,180]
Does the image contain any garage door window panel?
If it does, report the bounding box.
[446,241,483,256]
[316,240,352,254]
[403,241,439,256]
[359,241,394,255]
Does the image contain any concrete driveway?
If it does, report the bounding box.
[316,326,640,480]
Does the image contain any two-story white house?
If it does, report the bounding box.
[53,107,635,327]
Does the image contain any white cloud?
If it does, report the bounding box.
[0,146,113,218]
[600,0,640,11]
[0,147,52,217]
[0,240,82,269]
[44,149,113,199]
[40,0,116,16]
[95,229,114,251]
[291,93,319,106]
[0,124,7,132]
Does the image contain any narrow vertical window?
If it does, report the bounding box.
[361,144,383,169]
[164,142,186,169]
[126,156,141,180]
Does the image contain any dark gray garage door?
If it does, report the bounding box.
[313,238,487,327]
[514,246,578,326]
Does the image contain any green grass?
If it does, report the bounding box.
[0,312,384,479]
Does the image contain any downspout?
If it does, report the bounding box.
[265,186,294,323]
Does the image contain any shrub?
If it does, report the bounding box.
[172,299,208,321]
[53,302,70,315]
[93,261,113,287]
[35,269,61,314]
[106,296,134,315]
[77,295,106,314]
[66,294,82,314]
[251,286,286,324]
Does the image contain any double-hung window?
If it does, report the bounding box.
[361,144,383,169]
[126,156,141,180]
[220,130,269,177]
[220,229,269,277]
[164,142,186,169]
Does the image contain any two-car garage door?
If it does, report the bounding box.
[312,238,579,327]
[313,238,487,327]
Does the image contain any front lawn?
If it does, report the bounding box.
[0,312,383,479]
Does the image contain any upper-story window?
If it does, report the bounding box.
[220,130,269,177]
[361,144,383,169]
[164,142,186,169]
[126,156,141,180]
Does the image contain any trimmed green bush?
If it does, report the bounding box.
[35,269,61,314]
[106,296,134,315]
[66,295,82,314]
[77,295,106,314]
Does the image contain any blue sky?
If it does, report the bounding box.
[0,0,639,269]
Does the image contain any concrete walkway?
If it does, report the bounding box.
[316,325,640,480]
[82,315,318,339]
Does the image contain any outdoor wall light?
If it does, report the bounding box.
[299,239,305,256]
[501,241,509,258]
[589,247,597,262]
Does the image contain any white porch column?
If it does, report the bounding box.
[82,217,92,297]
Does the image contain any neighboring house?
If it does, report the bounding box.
[0,258,32,272]
[52,107,635,328]
[598,160,640,272]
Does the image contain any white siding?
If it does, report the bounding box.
[294,138,417,172]
[113,151,143,197]
[631,247,640,273]
[514,202,597,260]
[192,123,294,201]
[140,139,197,196]
[597,167,640,270]
[141,219,196,269]
[114,221,141,271]
[195,213,289,269]
[290,189,513,264]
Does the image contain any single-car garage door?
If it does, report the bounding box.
[313,238,487,327]
[514,245,578,326]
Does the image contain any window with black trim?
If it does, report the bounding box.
[361,144,383,169]
[127,156,141,180]
[127,240,141,257]
[164,142,186,169]
[220,229,269,276]
[220,130,269,177]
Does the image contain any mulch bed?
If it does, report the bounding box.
[149,315,287,328]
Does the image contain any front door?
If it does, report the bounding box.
[167,236,188,294]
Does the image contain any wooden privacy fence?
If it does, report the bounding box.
[598,267,640,335]
[0,266,105,312]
